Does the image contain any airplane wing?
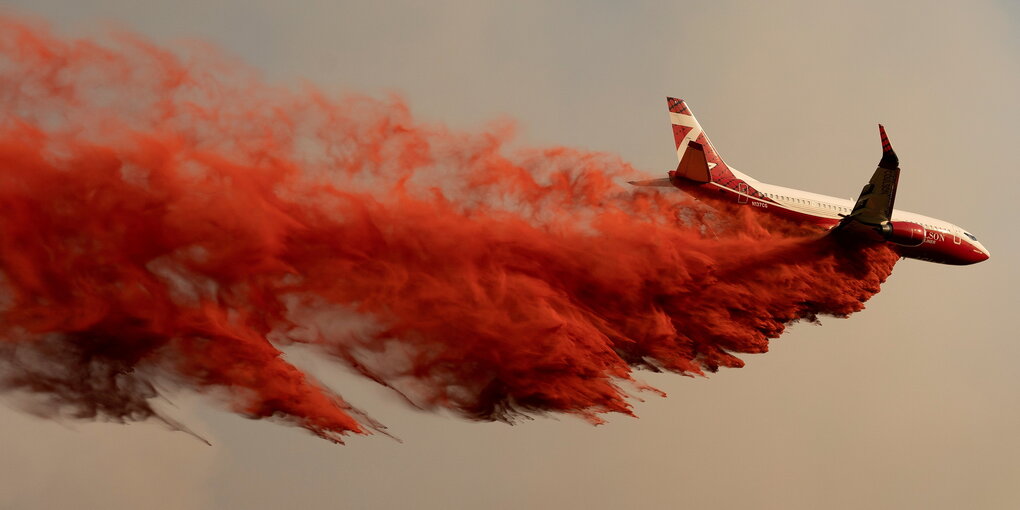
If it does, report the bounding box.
[833,125,900,232]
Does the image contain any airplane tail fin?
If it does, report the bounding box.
[667,97,735,183]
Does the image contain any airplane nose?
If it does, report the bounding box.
[971,242,990,263]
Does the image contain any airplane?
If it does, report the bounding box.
[630,97,990,265]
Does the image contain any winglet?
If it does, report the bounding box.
[879,124,899,169]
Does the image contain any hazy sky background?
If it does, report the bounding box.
[1,1,1017,509]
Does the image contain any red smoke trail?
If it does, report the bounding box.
[0,17,898,442]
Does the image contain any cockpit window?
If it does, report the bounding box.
[964,232,978,241]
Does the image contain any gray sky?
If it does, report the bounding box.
[1,1,1018,509]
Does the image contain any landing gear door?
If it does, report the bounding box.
[737,183,748,204]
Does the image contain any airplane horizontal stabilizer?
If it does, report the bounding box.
[628,177,674,187]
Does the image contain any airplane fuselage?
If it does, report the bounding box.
[672,168,990,265]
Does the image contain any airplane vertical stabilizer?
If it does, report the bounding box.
[666,98,736,183]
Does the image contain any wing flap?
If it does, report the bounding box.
[846,165,899,225]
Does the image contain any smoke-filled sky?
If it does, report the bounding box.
[1,1,1017,509]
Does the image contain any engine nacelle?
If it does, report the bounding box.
[881,221,927,247]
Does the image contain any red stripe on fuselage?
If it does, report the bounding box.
[669,177,986,265]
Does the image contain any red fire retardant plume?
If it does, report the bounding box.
[0,17,899,443]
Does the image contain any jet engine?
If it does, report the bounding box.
[880,221,926,247]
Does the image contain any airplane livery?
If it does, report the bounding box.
[631,98,989,265]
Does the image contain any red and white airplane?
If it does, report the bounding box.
[632,97,989,265]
